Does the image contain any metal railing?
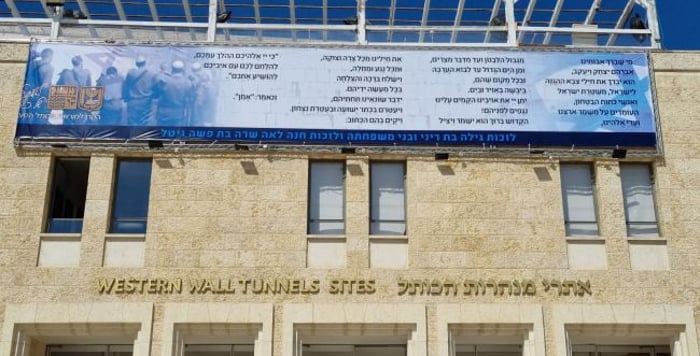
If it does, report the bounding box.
[0,0,659,48]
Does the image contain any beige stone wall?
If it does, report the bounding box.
[651,51,700,350]
[0,42,699,355]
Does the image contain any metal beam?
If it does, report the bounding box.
[39,0,61,38]
[484,0,502,43]
[218,0,232,41]
[0,18,51,24]
[517,0,536,43]
[147,0,160,21]
[39,0,54,18]
[75,0,99,38]
[543,0,564,45]
[417,0,431,43]
[504,0,516,45]
[289,0,297,40]
[253,0,262,40]
[59,19,208,28]
[181,0,198,41]
[217,23,352,31]
[449,0,466,43]
[357,0,367,44]
[387,0,397,42]
[637,0,661,48]
[322,0,328,41]
[606,0,635,46]
[5,0,31,36]
[368,24,504,32]
[112,0,133,39]
[584,0,601,24]
[207,0,217,41]
[146,0,165,40]
[518,25,653,35]
[0,0,658,48]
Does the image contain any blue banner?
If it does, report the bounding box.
[16,42,657,147]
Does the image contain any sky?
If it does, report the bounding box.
[658,2,700,50]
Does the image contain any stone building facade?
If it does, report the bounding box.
[0,41,699,356]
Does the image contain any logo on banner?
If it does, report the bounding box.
[48,85,78,110]
[78,86,104,111]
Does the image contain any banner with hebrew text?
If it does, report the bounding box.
[16,41,657,147]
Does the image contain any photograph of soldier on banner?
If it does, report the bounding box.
[19,43,220,128]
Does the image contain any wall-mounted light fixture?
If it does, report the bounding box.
[434,153,449,160]
[612,147,627,159]
[343,15,358,25]
[216,10,232,23]
[46,0,66,7]
[46,0,65,16]
[528,144,545,155]
[148,140,164,149]
[341,147,356,154]
[63,9,88,19]
[629,13,648,43]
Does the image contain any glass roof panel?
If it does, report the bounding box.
[0,0,656,48]
[13,0,47,18]
[122,2,155,22]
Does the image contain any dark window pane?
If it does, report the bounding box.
[620,163,659,237]
[370,162,406,235]
[47,344,132,356]
[560,163,599,236]
[47,158,90,233]
[184,344,254,356]
[110,159,152,234]
[308,161,345,235]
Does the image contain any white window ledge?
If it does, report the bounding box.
[105,233,146,240]
[369,234,408,241]
[306,234,346,240]
[627,237,667,244]
[39,232,81,239]
[565,236,605,243]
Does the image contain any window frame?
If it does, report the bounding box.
[619,162,660,237]
[45,156,91,234]
[307,160,346,235]
[369,160,407,236]
[559,162,600,237]
[302,344,407,356]
[184,344,254,356]
[109,158,153,234]
[570,344,670,355]
[46,344,133,356]
[454,344,523,356]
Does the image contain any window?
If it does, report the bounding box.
[308,161,345,234]
[557,308,696,356]
[370,162,406,235]
[184,344,253,356]
[110,159,153,234]
[302,345,406,356]
[455,344,522,356]
[620,163,659,237]
[293,322,416,356]
[560,163,599,236]
[46,345,132,356]
[571,344,670,356]
[448,322,533,356]
[46,157,90,233]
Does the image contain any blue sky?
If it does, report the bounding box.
[658,3,700,50]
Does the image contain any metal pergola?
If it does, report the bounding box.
[0,0,660,47]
